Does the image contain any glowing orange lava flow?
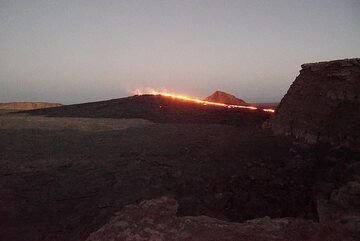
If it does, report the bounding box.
[137,90,275,113]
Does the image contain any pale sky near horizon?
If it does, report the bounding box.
[1,0,360,104]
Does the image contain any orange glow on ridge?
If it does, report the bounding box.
[135,89,275,113]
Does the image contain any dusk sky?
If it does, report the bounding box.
[1,0,360,104]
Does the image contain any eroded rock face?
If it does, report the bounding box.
[86,197,354,241]
[205,91,248,106]
[269,58,360,150]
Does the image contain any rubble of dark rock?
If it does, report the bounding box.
[2,121,321,240]
[86,196,355,241]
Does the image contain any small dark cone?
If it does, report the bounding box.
[205,91,248,106]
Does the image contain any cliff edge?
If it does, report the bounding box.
[269,58,360,150]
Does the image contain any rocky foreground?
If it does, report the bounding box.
[87,197,355,241]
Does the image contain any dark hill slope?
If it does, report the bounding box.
[26,95,270,126]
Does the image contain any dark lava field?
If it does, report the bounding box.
[0,95,358,240]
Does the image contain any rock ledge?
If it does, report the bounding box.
[269,58,360,150]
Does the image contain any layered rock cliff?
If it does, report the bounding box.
[269,58,360,150]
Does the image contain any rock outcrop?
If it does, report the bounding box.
[0,102,62,110]
[317,181,360,238]
[205,90,248,105]
[269,58,360,150]
[86,197,355,241]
